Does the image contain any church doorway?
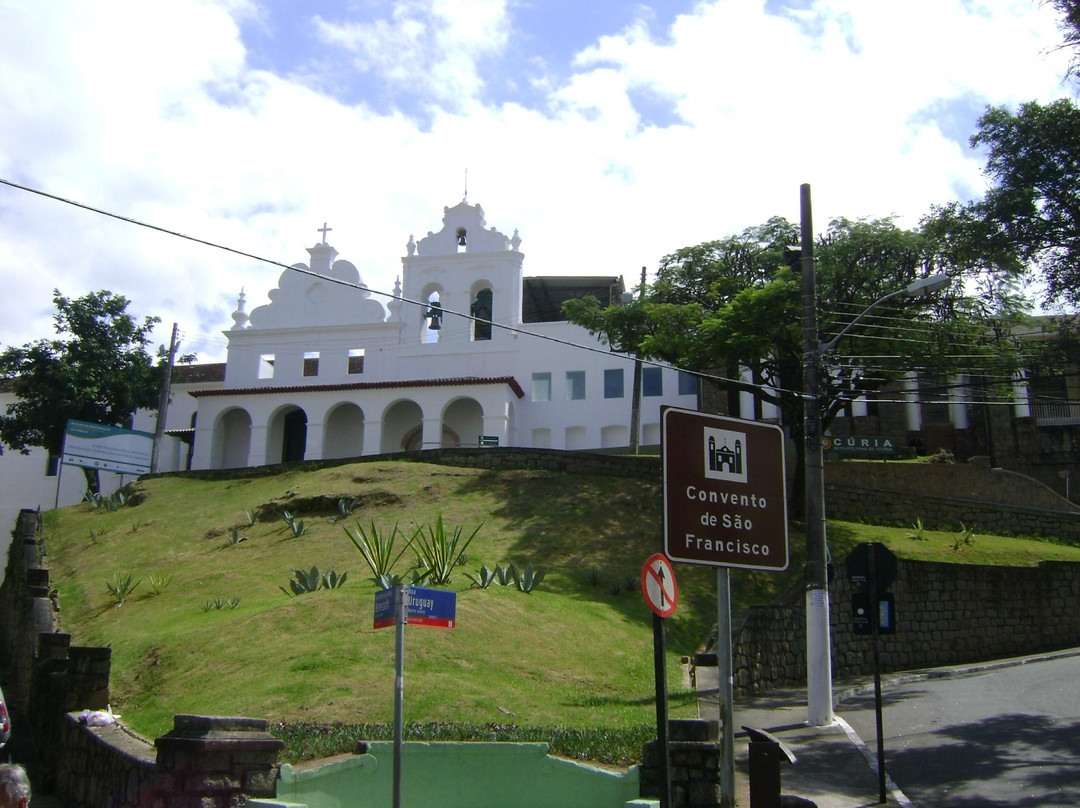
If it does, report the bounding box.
[281,408,308,463]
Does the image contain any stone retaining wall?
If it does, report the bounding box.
[824,458,1080,543]
[731,558,1080,696]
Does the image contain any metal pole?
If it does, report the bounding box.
[716,568,735,808]
[393,585,406,808]
[630,266,646,454]
[800,183,834,726]
[870,546,887,804]
[151,323,179,474]
[652,612,673,808]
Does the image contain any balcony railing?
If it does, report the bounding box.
[1032,401,1080,426]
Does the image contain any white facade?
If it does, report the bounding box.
[190,200,699,469]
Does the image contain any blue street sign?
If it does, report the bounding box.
[373,586,457,629]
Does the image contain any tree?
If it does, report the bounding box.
[564,216,1026,513]
[0,290,165,493]
[1047,0,1080,84]
[930,99,1080,308]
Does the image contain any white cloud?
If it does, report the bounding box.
[314,0,512,104]
[0,0,1074,365]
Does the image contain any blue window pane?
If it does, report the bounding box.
[642,367,663,397]
[604,368,624,398]
[678,371,698,396]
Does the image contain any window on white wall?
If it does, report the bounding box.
[642,367,663,396]
[258,354,275,380]
[531,373,552,402]
[303,351,320,377]
[604,368,624,399]
[678,371,698,396]
[566,371,586,400]
[45,453,60,477]
[348,348,365,375]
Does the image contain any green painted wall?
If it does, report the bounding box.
[251,742,641,808]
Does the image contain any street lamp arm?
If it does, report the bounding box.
[818,273,949,355]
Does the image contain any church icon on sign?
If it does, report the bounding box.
[703,427,748,483]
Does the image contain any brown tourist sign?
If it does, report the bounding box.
[662,408,789,571]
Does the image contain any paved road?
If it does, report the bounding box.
[838,654,1080,807]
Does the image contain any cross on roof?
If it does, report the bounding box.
[318,222,332,244]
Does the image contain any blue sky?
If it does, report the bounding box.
[0,0,1072,361]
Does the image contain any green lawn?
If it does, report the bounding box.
[42,460,1080,761]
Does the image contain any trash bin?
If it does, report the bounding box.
[743,726,817,808]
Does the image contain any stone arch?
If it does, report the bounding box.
[268,405,308,463]
[401,423,460,451]
[381,400,423,453]
[443,397,484,447]
[213,407,252,469]
[324,402,365,460]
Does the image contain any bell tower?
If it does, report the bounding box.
[399,201,524,344]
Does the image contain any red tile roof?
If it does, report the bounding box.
[188,376,526,399]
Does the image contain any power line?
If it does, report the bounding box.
[0,176,803,397]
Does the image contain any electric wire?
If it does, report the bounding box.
[0,176,802,397]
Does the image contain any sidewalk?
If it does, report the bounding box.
[696,667,909,807]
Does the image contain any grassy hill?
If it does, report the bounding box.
[41,459,1080,762]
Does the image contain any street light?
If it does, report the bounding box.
[798,184,950,726]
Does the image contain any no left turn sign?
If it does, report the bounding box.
[641,553,678,618]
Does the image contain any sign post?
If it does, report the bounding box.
[846,542,898,804]
[662,408,788,808]
[374,585,457,808]
[642,554,678,808]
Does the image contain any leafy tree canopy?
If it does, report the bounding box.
[929,99,1080,308]
[0,290,165,459]
[564,216,1029,436]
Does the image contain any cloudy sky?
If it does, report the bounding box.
[0,0,1072,362]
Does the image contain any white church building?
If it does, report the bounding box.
[0,199,700,552]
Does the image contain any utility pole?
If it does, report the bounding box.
[800,184,834,727]
[629,266,646,454]
[151,323,179,474]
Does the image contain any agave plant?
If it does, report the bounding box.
[509,560,547,593]
[281,566,324,596]
[467,565,498,589]
[148,572,173,596]
[105,571,141,607]
[321,569,348,589]
[409,516,482,586]
[345,521,410,584]
[492,563,515,587]
[330,497,359,523]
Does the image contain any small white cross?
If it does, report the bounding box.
[318,222,332,244]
